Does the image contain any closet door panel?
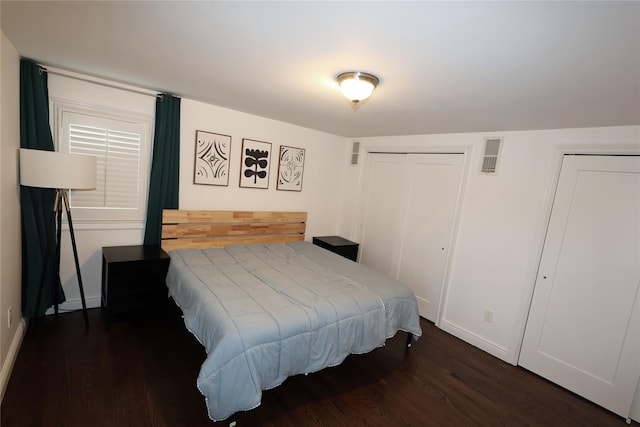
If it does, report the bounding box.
[520,155,640,419]
[359,152,463,322]
[397,154,463,321]
[359,154,408,276]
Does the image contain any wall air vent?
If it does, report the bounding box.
[351,141,360,165]
[480,137,502,174]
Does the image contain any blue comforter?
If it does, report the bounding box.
[166,242,422,421]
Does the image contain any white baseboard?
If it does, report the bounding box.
[439,319,511,363]
[44,295,101,315]
[0,318,27,402]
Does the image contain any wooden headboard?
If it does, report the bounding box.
[161,209,307,251]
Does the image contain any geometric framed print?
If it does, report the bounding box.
[277,145,305,191]
[239,138,272,189]
[194,130,232,186]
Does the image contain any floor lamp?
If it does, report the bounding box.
[19,148,97,328]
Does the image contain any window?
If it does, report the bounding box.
[53,101,152,222]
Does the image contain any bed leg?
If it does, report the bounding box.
[406,332,413,348]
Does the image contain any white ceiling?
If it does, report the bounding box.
[2,1,639,138]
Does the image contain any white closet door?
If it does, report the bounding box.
[359,153,408,275]
[519,155,640,418]
[396,154,463,320]
[359,153,463,321]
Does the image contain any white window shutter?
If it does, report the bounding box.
[68,120,141,210]
[57,106,150,222]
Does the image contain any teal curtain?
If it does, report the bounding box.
[144,94,181,245]
[19,59,65,317]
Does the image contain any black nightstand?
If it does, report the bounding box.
[101,244,170,325]
[312,236,359,262]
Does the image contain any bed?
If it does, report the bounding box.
[162,209,422,421]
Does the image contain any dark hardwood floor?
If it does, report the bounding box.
[2,304,634,427]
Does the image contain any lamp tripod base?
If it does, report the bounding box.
[33,189,89,329]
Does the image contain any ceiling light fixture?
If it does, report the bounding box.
[337,71,379,107]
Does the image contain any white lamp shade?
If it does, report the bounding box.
[19,148,97,190]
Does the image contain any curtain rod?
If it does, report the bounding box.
[42,65,179,99]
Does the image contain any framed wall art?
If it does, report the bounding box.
[194,130,232,186]
[277,145,305,192]
[239,138,272,189]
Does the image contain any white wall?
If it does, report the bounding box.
[179,99,347,240]
[47,76,349,312]
[47,73,156,310]
[341,126,640,366]
[0,31,24,400]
